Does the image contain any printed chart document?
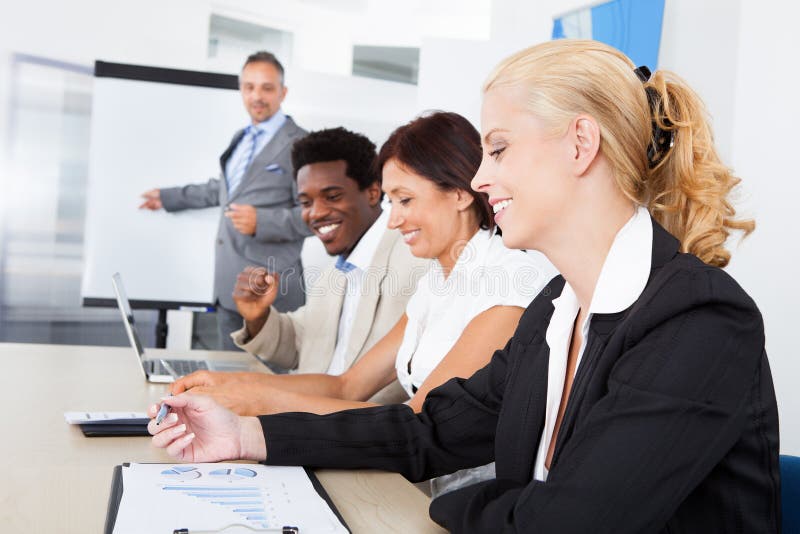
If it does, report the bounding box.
[112,463,348,533]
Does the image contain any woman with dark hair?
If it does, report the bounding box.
[159,112,552,478]
[376,111,495,231]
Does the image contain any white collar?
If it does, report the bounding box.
[343,209,389,272]
[587,205,652,314]
[546,205,652,347]
[454,229,492,271]
[430,228,491,279]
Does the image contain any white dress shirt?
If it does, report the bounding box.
[534,205,653,481]
[395,229,554,396]
[326,209,389,375]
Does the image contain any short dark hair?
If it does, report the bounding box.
[243,51,285,85]
[375,111,493,230]
[291,127,379,190]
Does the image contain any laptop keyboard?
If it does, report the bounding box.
[149,359,208,377]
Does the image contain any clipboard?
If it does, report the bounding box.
[104,464,351,534]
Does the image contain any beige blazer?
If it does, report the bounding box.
[231,228,429,404]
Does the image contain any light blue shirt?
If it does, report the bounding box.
[224,109,287,182]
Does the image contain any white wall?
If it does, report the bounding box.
[0,54,10,247]
[658,0,740,162]
[419,0,740,144]
[287,69,418,147]
[0,0,211,69]
[0,0,491,74]
[417,38,509,126]
[417,0,587,126]
[725,0,800,454]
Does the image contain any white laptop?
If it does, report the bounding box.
[111,272,250,383]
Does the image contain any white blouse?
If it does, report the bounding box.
[394,229,554,397]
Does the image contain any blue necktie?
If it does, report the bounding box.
[227,128,262,194]
[335,256,356,273]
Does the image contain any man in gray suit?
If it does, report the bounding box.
[139,51,310,349]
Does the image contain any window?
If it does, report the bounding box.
[352,45,420,85]
[0,54,155,345]
[208,14,294,72]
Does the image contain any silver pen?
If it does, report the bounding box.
[154,393,172,425]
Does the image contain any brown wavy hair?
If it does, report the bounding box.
[375,111,494,230]
[484,39,753,267]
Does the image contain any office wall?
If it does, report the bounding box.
[0,0,210,69]
[0,0,490,162]
[417,38,508,126]
[725,0,800,454]
[0,0,358,73]
[0,0,490,75]
[658,0,739,162]
[420,0,738,157]
[0,56,9,244]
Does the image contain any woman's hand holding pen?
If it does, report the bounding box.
[148,393,267,462]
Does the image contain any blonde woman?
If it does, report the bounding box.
[149,41,779,533]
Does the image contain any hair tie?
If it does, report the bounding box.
[634,65,675,169]
[634,66,651,82]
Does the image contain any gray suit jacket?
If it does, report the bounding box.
[160,116,311,312]
[231,227,430,404]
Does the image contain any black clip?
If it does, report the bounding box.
[634,65,651,82]
[634,66,674,168]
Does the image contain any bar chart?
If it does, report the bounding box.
[160,465,278,528]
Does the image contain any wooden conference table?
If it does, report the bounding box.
[0,342,445,533]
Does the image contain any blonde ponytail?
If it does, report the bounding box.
[644,70,753,267]
[484,39,753,267]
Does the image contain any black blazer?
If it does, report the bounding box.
[260,219,781,533]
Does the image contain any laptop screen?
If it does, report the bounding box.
[111,272,146,360]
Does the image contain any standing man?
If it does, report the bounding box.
[139,51,310,350]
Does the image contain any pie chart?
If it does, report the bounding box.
[161,465,201,481]
[209,467,258,481]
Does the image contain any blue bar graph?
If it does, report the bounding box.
[159,465,275,529]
